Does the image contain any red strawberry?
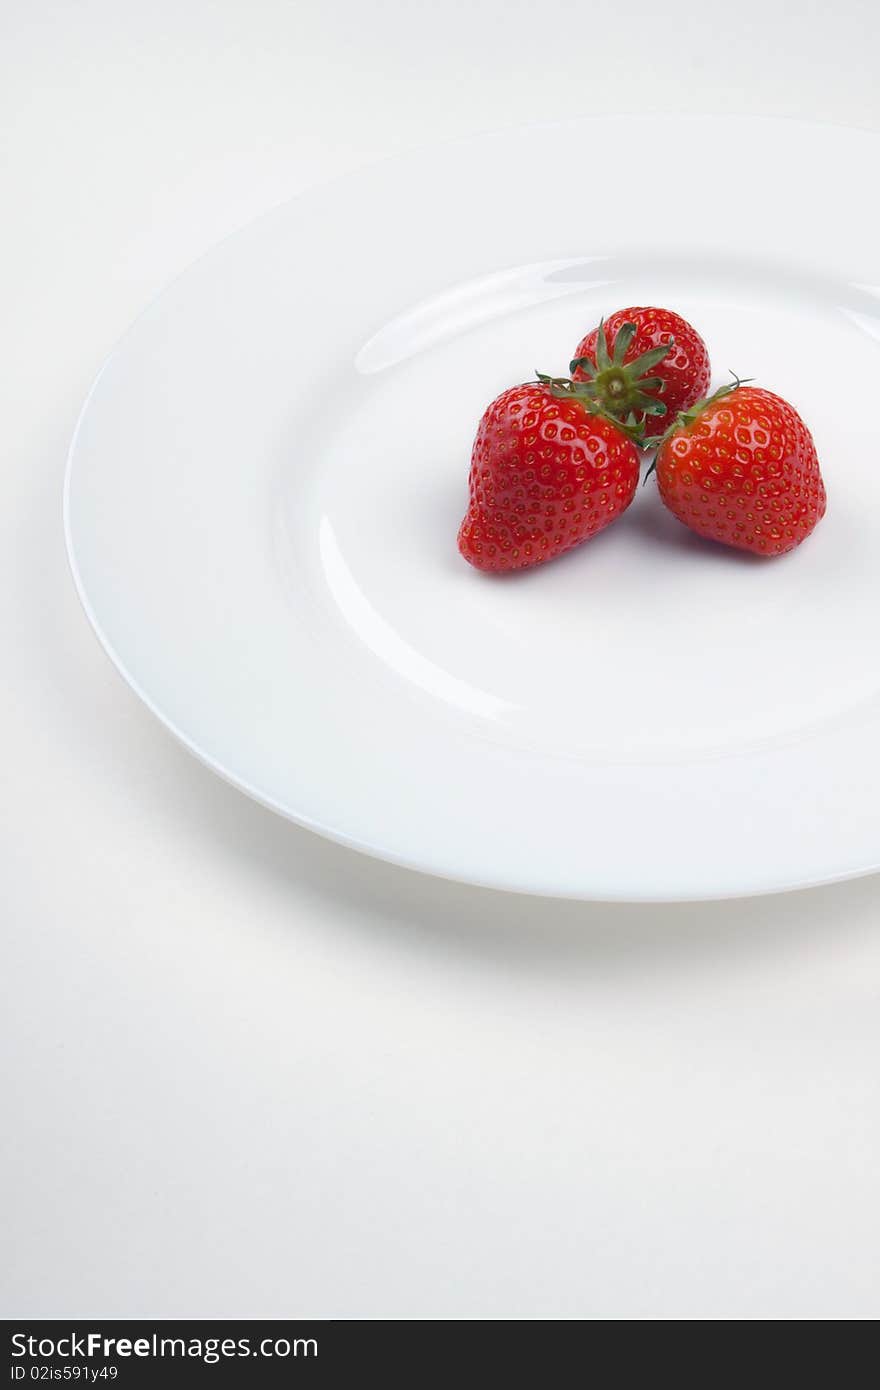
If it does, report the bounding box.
[653,381,826,556]
[572,307,710,436]
[458,382,640,572]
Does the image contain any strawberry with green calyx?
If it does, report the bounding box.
[458,380,642,573]
[649,376,827,556]
[572,307,711,439]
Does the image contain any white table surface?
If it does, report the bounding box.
[4,0,880,1321]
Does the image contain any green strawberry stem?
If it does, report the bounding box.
[535,370,648,447]
[568,318,674,421]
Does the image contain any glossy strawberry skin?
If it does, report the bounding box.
[458,383,640,572]
[573,307,710,432]
[655,386,826,556]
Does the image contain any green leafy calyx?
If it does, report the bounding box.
[567,319,673,427]
[534,369,648,447]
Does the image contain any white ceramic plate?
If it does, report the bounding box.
[65,116,880,901]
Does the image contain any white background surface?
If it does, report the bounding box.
[5,0,880,1321]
